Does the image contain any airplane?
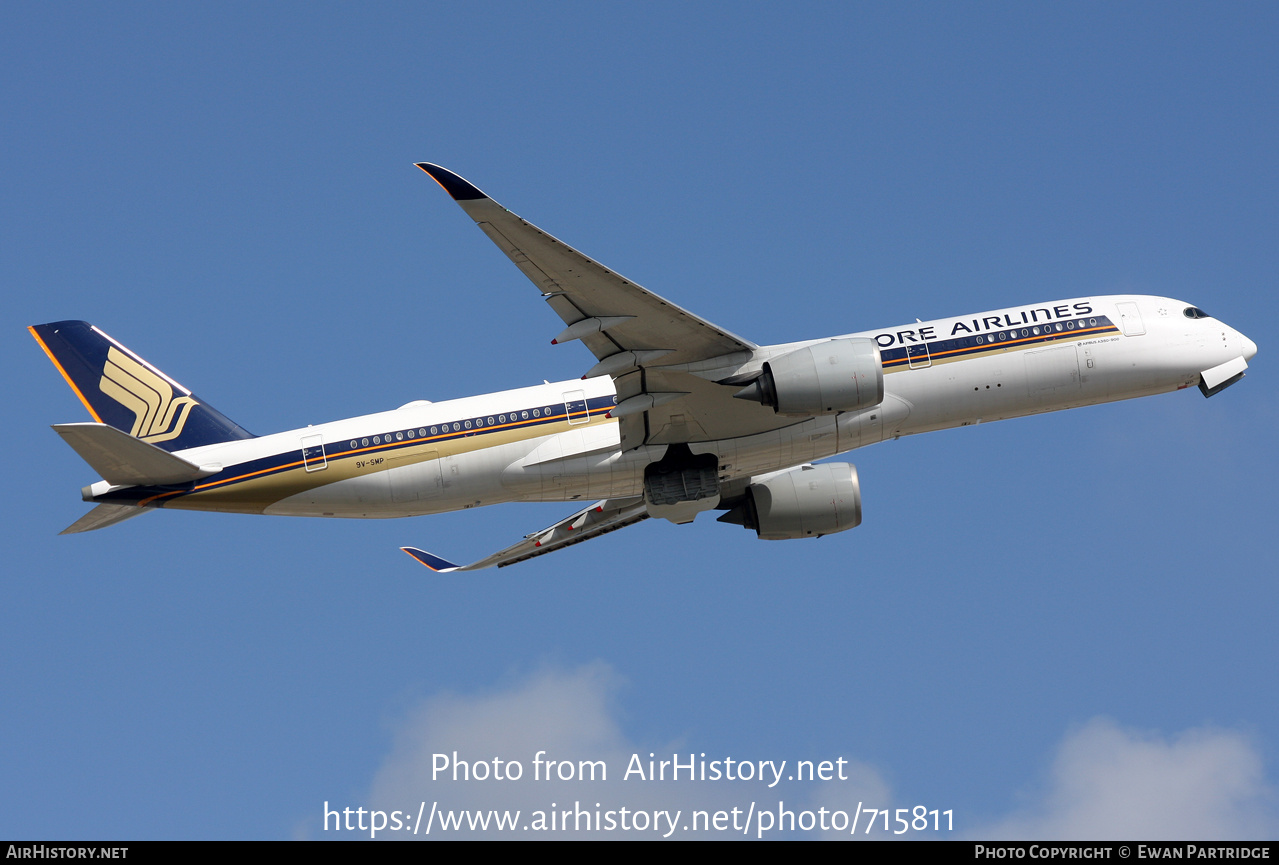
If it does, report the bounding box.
[30,163,1258,571]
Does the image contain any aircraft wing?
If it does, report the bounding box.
[415,163,755,366]
[401,497,648,572]
[417,163,797,450]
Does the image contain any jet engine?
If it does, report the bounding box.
[717,462,862,540]
[734,338,884,415]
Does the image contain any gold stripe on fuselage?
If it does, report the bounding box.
[881,324,1118,373]
[152,408,616,513]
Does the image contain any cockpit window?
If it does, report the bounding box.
[1183,306,1211,319]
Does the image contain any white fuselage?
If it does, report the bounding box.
[92,295,1252,519]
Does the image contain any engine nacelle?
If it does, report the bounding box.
[719,462,862,540]
[735,338,884,415]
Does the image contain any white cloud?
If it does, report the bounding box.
[344,666,1275,840]
[808,762,898,840]
[975,718,1276,840]
[371,661,629,803]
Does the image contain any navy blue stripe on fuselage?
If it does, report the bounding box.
[102,395,619,507]
[880,317,1118,370]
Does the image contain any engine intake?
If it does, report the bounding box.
[718,462,862,540]
[734,338,884,415]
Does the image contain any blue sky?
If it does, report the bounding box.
[3,2,1276,839]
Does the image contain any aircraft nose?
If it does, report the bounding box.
[1242,334,1258,361]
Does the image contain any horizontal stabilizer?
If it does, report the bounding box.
[52,423,219,486]
[402,497,649,571]
[60,503,150,535]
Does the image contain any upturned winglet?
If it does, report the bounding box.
[400,546,462,572]
[414,163,487,201]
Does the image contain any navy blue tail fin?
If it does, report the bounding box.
[30,320,255,452]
